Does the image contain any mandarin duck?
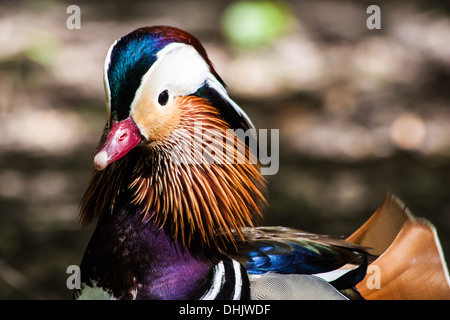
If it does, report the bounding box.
[75,26,450,300]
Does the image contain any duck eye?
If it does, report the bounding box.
[158,89,169,106]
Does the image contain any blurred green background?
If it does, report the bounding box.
[1,0,449,299]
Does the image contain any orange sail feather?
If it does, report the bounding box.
[347,194,450,299]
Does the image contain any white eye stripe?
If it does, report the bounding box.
[206,75,255,131]
[130,43,210,112]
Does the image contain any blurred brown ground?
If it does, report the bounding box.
[0,0,449,299]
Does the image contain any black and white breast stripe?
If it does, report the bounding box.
[200,258,250,300]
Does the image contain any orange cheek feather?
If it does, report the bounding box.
[131,95,182,143]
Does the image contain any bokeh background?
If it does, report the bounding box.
[1,0,449,299]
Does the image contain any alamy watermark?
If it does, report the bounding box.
[167,122,279,176]
[367,5,381,30]
[365,264,381,289]
[66,5,81,30]
[66,265,81,290]
[67,4,381,31]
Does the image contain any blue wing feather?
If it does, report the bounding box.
[232,227,369,286]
